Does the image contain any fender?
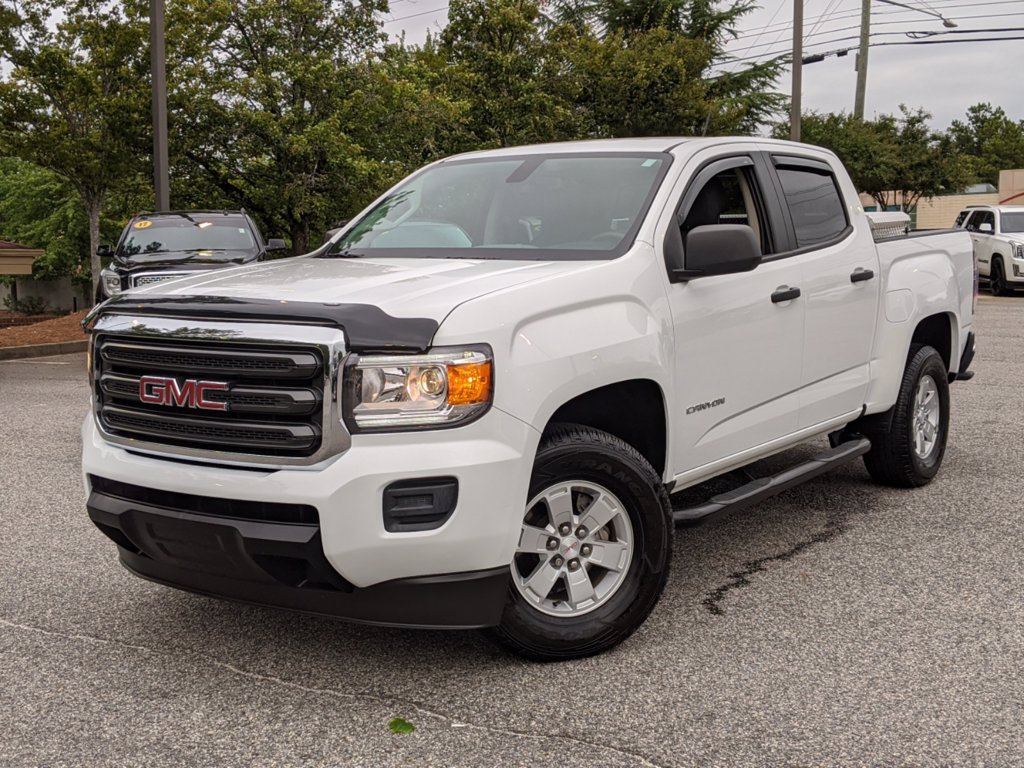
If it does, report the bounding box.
[434,246,676,480]
[863,235,971,413]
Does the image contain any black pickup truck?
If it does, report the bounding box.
[96,210,286,301]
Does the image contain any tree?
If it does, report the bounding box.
[549,0,786,134]
[0,0,151,298]
[784,107,971,211]
[437,0,585,148]
[947,103,1024,187]
[168,0,462,254]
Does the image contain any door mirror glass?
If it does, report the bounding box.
[266,238,287,251]
[978,222,993,234]
[679,224,762,279]
[96,244,113,258]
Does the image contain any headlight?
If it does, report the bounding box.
[1012,242,1024,260]
[343,346,493,431]
[100,268,123,297]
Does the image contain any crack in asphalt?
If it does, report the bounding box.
[698,482,876,615]
[0,617,668,768]
[701,516,851,615]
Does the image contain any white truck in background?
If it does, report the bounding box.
[955,204,1024,295]
[82,137,975,660]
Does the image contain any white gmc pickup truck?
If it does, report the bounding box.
[82,138,976,660]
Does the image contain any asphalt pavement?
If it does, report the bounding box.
[1,295,1022,767]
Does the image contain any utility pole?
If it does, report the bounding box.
[854,0,871,119]
[150,0,170,211]
[790,0,803,141]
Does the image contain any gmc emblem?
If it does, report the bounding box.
[139,375,229,411]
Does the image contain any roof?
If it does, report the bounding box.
[963,204,1024,212]
[0,240,41,251]
[0,240,44,276]
[444,136,812,161]
[133,210,246,219]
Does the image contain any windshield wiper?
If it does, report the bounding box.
[320,249,365,258]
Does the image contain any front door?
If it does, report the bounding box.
[662,152,805,476]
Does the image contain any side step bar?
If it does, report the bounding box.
[672,437,871,526]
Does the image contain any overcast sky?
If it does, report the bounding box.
[382,0,1024,129]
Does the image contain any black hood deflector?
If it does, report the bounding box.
[83,295,439,353]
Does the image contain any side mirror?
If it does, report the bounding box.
[324,220,350,241]
[266,238,287,251]
[978,222,993,234]
[675,224,761,280]
[96,244,113,258]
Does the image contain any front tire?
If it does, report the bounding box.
[990,258,1010,296]
[862,344,950,487]
[489,424,672,661]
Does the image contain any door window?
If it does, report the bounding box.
[775,166,849,248]
[966,210,994,233]
[680,167,771,255]
[954,210,972,229]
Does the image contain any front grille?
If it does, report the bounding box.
[93,335,325,457]
[89,475,320,525]
[131,272,191,288]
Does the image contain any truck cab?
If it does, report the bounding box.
[82,138,975,660]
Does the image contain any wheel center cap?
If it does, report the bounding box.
[560,538,580,558]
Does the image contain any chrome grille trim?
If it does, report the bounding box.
[130,271,196,288]
[88,315,351,469]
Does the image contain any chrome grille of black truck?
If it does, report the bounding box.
[94,335,325,457]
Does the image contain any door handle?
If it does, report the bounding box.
[850,267,875,283]
[771,286,801,303]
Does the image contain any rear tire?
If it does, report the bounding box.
[862,344,950,488]
[990,258,1010,297]
[489,424,672,661]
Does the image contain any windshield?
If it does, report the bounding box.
[119,216,256,256]
[327,153,671,261]
[1001,212,1024,233]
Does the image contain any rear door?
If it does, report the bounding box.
[766,153,881,429]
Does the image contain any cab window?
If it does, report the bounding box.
[680,167,771,255]
[775,166,848,248]
[966,210,994,233]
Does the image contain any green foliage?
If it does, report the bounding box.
[0,0,151,294]
[0,157,86,281]
[782,107,972,211]
[947,103,1024,187]
[387,717,415,734]
[167,0,464,254]
[3,294,50,314]
[438,0,584,147]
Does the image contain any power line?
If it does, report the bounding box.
[798,29,1024,62]
[729,0,1024,40]
[382,4,448,23]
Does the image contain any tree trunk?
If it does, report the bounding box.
[85,194,104,305]
[290,220,310,256]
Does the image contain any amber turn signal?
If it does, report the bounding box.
[447,360,492,405]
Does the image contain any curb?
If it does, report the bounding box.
[0,340,88,361]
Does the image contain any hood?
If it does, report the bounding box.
[127,255,586,324]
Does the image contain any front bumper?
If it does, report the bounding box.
[86,482,509,628]
[82,407,538,625]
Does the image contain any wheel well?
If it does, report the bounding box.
[911,313,953,372]
[545,380,667,477]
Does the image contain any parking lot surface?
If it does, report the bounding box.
[1,296,1022,767]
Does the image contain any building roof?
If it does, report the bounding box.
[0,240,42,251]
[0,240,44,276]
